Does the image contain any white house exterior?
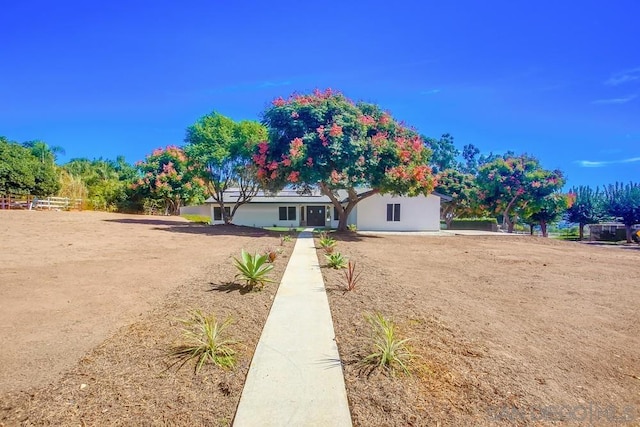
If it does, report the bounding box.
[200,189,446,231]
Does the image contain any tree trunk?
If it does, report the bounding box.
[625,225,633,243]
[579,223,584,240]
[318,183,378,231]
[529,224,534,235]
[540,221,548,237]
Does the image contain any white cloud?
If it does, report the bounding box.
[591,94,637,105]
[576,156,640,168]
[605,67,640,86]
[420,89,441,95]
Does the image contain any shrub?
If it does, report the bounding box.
[170,310,236,373]
[325,252,347,269]
[362,312,412,375]
[342,260,362,292]
[234,249,274,290]
[347,224,357,232]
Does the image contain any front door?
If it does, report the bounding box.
[306,206,326,227]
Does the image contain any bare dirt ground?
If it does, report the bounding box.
[320,234,640,426]
[0,210,294,426]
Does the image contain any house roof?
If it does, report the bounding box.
[205,188,450,204]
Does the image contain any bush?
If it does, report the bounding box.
[449,218,498,231]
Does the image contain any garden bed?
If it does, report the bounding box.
[318,233,639,426]
[0,211,295,425]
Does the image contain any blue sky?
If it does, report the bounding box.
[1,0,638,188]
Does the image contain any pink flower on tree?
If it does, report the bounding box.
[287,171,300,183]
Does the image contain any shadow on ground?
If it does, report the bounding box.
[207,281,252,295]
[104,218,286,238]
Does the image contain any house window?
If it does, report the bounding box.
[386,203,401,222]
[213,206,231,221]
[333,206,339,220]
[279,206,296,221]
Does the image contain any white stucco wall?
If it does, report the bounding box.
[210,203,303,228]
[179,204,210,217]
[355,194,441,231]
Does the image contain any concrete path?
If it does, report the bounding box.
[233,229,352,427]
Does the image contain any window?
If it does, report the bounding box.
[386,203,400,222]
[213,206,231,221]
[333,206,339,220]
[279,206,296,221]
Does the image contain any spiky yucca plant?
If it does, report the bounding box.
[170,310,236,373]
[234,249,274,290]
[362,312,412,375]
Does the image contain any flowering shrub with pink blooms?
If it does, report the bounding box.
[256,89,437,230]
[133,146,205,215]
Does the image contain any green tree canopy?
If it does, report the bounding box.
[184,112,267,223]
[603,182,640,243]
[424,133,459,174]
[566,185,606,240]
[522,192,572,237]
[256,89,436,230]
[0,136,60,196]
[436,168,482,228]
[476,154,564,232]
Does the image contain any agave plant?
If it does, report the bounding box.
[325,251,347,269]
[234,249,274,290]
[170,310,236,373]
[319,236,337,253]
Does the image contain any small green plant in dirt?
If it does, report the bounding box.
[342,260,362,292]
[325,251,347,269]
[170,310,236,373]
[263,246,282,263]
[361,312,412,375]
[319,236,337,254]
[347,224,357,232]
[234,249,274,290]
[280,234,293,245]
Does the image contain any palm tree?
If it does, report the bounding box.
[22,140,65,164]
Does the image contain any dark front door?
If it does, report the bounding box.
[306,206,326,226]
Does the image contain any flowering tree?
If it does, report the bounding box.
[436,168,483,228]
[522,192,574,237]
[604,182,640,243]
[476,154,564,232]
[256,89,436,230]
[566,185,606,240]
[133,146,205,215]
[185,112,267,224]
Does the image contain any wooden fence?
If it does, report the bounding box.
[0,195,83,210]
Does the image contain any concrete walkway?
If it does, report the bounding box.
[233,229,352,427]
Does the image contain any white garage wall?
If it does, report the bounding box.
[356,194,440,231]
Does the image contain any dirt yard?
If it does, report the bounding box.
[2,211,638,426]
[0,210,294,425]
[320,234,640,426]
